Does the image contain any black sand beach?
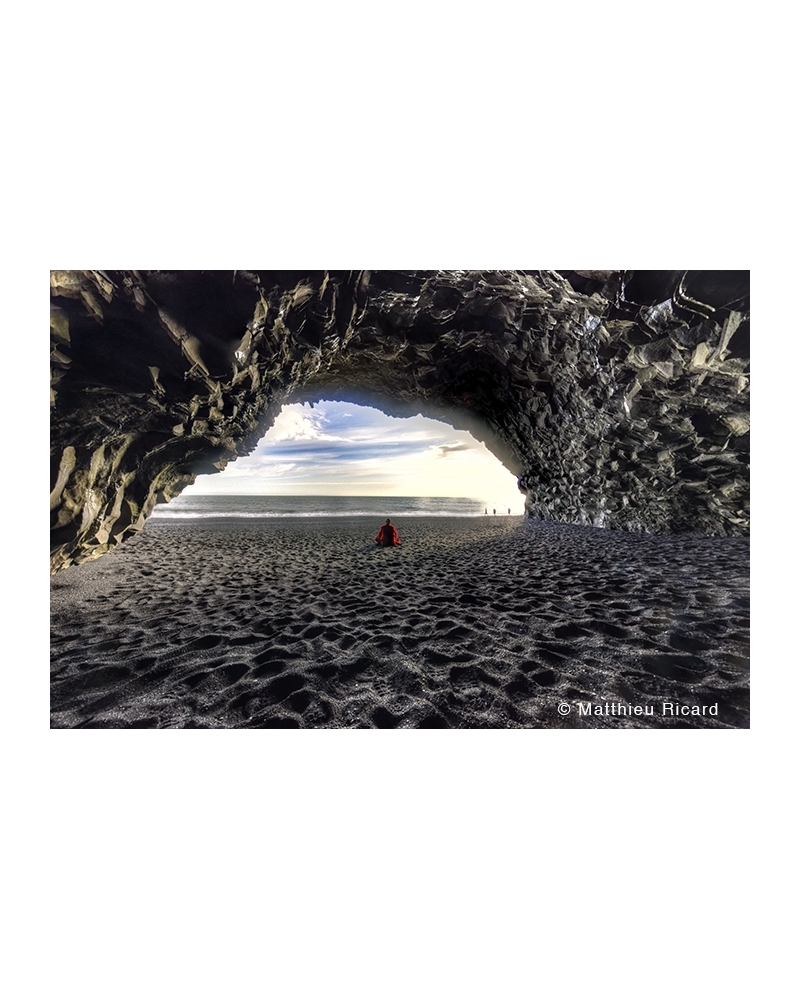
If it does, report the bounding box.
[50,517,749,728]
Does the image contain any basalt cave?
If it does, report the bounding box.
[50,270,749,573]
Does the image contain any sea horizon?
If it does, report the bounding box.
[150,494,523,519]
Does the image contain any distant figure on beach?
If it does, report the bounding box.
[375,518,402,547]
[484,508,488,516]
[507,508,511,515]
[493,508,496,516]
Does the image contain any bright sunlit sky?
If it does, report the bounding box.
[184,400,522,508]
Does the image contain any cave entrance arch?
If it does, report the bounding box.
[174,397,524,509]
[50,269,749,573]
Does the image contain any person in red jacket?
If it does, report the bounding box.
[375,518,401,546]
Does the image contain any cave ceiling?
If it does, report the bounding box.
[50,269,750,573]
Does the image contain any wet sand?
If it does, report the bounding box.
[50,517,749,728]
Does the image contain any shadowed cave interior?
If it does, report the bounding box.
[50,270,749,728]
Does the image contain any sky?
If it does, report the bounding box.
[183,400,522,508]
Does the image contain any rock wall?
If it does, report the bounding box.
[50,269,749,572]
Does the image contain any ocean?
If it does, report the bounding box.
[150,495,519,519]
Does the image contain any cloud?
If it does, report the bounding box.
[436,443,472,458]
[222,461,298,478]
[267,407,328,442]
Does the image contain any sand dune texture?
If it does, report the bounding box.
[50,518,749,729]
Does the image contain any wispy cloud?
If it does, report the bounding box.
[218,461,298,478]
[436,443,472,458]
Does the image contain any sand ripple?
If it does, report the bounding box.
[50,516,749,728]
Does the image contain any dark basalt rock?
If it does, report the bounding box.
[50,269,749,572]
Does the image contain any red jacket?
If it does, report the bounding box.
[375,523,401,546]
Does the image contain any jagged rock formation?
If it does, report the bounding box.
[50,270,749,573]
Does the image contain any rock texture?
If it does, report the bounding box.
[50,270,749,573]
